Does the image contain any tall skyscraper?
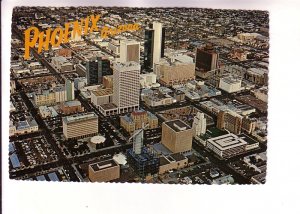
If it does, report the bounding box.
[192,112,207,137]
[113,61,140,114]
[195,44,219,79]
[144,22,165,69]
[120,39,140,63]
[65,79,75,101]
[86,57,112,85]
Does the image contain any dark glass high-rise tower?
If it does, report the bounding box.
[143,22,165,70]
[86,57,112,85]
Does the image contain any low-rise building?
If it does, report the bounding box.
[232,49,248,61]
[33,90,56,106]
[141,88,176,108]
[120,110,158,134]
[140,73,160,89]
[159,153,188,174]
[212,175,235,184]
[56,48,72,57]
[252,86,268,102]
[38,106,58,118]
[219,76,243,93]
[88,159,120,182]
[206,133,247,158]
[9,120,17,136]
[246,68,268,86]
[91,88,113,107]
[60,100,84,114]
[175,80,221,101]
[154,56,195,86]
[98,103,119,116]
[51,56,73,72]
[10,117,39,136]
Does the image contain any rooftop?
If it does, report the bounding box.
[131,109,147,116]
[114,61,141,71]
[121,115,134,123]
[63,100,81,107]
[159,156,170,166]
[207,133,247,150]
[99,103,118,110]
[90,159,118,172]
[165,119,191,132]
[63,112,98,124]
[170,153,187,162]
[221,76,242,84]
[92,88,113,96]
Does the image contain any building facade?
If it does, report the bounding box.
[113,62,140,114]
[86,57,112,85]
[144,22,165,69]
[91,88,113,106]
[60,100,83,114]
[155,58,195,86]
[217,110,243,135]
[195,44,219,79]
[65,79,75,101]
[33,90,56,106]
[192,112,207,137]
[159,153,188,174]
[161,119,193,153]
[88,159,120,182]
[120,39,140,63]
[62,112,98,140]
[120,110,158,134]
[219,77,242,93]
[206,133,247,158]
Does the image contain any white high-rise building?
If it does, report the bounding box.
[192,112,207,136]
[152,22,163,67]
[120,40,140,63]
[113,61,140,114]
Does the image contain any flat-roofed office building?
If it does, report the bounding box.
[62,112,98,140]
[161,119,193,153]
[88,159,120,182]
[206,133,247,158]
[159,153,188,174]
[91,88,113,106]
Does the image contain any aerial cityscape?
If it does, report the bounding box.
[9,7,268,184]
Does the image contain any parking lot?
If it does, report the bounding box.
[45,115,63,133]
[11,135,58,168]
